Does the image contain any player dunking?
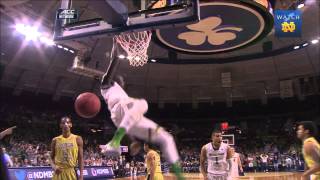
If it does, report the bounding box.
[200,129,232,180]
[99,51,184,179]
[296,121,320,180]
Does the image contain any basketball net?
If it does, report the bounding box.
[114,31,152,67]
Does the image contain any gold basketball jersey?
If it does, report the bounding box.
[303,137,320,177]
[146,150,162,174]
[54,134,78,169]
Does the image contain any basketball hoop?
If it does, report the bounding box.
[114,31,152,67]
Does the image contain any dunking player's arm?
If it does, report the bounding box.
[302,141,320,177]
[76,136,84,180]
[200,145,207,179]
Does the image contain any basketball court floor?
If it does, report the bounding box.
[116,172,302,180]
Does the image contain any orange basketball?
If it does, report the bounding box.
[75,92,101,118]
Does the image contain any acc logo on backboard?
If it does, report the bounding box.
[274,10,301,37]
[57,9,78,19]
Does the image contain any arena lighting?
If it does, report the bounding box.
[151,59,157,62]
[15,23,25,34]
[118,55,125,59]
[134,56,141,60]
[20,26,40,41]
[14,23,76,54]
[221,122,229,131]
[293,45,300,50]
[302,43,309,47]
[297,3,305,9]
[39,36,55,46]
[311,39,319,44]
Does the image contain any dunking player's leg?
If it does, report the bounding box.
[128,117,184,180]
[101,96,148,152]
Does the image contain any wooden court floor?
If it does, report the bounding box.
[116,172,302,180]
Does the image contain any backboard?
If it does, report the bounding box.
[222,134,235,146]
[53,0,199,42]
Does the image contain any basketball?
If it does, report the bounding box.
[75,92,101,118]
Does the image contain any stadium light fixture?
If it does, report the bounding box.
[118,55,126,59]
[24,26,40,41]
[311,39,319,44]
[297,3,305,9]
[39,36,55,46]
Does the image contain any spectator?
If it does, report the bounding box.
[260,153,269,172]
[285,156,293,171]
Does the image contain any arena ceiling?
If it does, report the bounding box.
[0,0,319,105]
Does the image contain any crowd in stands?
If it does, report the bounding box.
[177,144,304,173]
[1,137,305,173]
[1,135,146,177]
[180,147,200,173]
[0,101,317,177]
[0,103,144,177]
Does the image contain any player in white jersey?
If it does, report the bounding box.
[228,147,243,180]
[200,129,232,180]
[98,54,184,180]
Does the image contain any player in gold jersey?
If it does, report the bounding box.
[144,143,164,180]
[296,121,320,180]
[50,116,84,180]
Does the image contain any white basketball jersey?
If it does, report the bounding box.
[206,142,229,175]
[230,153,239,177]
[101,82,128,126]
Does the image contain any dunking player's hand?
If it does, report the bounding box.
[101,72,114,90]
[101,74,125,90]
[101,50,120,89]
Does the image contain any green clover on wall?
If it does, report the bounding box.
[178,17,243,46]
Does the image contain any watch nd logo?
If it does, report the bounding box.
[281,22,296,33]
